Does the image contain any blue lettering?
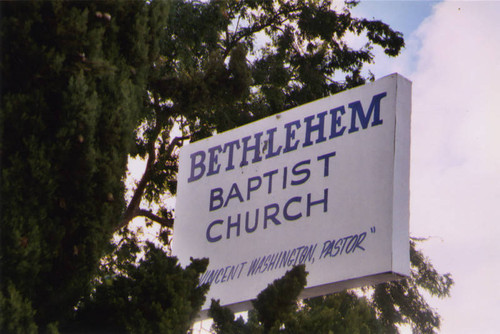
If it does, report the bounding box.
[188,150,206,183]
[210,188,224,211]
[255,256,266,273]
[284,196,302,221]
[287,249,297,266]
[317,151,336,177]
[294,246,305,266]
[214,268,223,284]
[319,232,367,259]
[224,183,244,207]
[207,145,223,176]
[264,203,281,228]
[227,214,241,239]
[263,169,278,194]
[284,120,301,153]
[245,210,259,233]
[206,220,223,242]
[291,160,311,186]
[240,132,263,167]
[247,176,262,200]
[199,262,247,286]
[245,245,316,277]
[348,92,387,133]
[303,111,327,147]
[356,232,366,251]
[334,239,343,256]
[187,92,388,183]
[267,253,278,271]
[329,106,346,138]
[265,127,282,159]
[279,250,290,268]
[282,166,288,189]
[223,140,240,171]
[307,188,328,216]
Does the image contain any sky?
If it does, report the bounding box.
[352,0,500,332]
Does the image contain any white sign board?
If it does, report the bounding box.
[174,73,411,317]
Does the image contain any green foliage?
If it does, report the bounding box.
[209,300,251,334]
[252,265,308,331]
[67,242,208,333]
[151,0,404,132]
[293,292,383,334]
[0,284,38,334]
[1,0,170,330]
[371,240,454,333]
[210,265,308,334]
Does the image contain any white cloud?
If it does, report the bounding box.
[394,1,500,332]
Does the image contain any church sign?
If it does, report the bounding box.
[173,73,412,317]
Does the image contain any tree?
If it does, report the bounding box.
[1,0,452,333]
[1,1,207,331]
[66,243,208,333]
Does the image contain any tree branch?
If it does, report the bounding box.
[223,5,302,59]
[165,135,190,158]
[118,123,161,231]
[137,209,174,229]
[117,134,189,231]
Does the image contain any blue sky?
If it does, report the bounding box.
[352,0,437,78]
[355,0,437,37]
[350,1,500,332]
